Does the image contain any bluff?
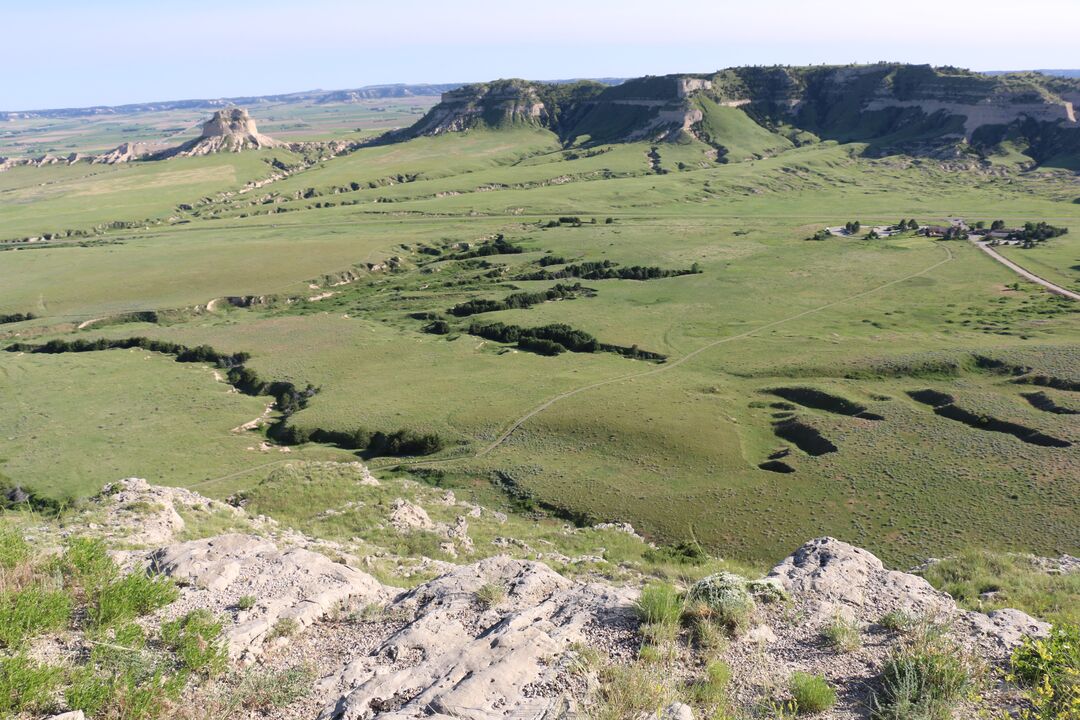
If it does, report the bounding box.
[399,64,1080,165]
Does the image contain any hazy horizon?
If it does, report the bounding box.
[6,0,1080,110]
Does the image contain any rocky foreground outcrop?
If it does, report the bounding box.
[130,527,1049,719]
[40,478,1054,719]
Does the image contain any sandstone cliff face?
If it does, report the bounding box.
[404,81,550,136]
[400,65,1080,163]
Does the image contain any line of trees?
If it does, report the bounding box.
[0,312,36,324]
[300,427,444,457]
[449,283,590,317]
[517,260,701,282]
[6,336,317,426]
[467,320,667,361]
[6,336,445,459]
[468,321,600,353]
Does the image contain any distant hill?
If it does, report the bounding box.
[1,84,461,120]
[396,65,1080,168]
[1,80,625,120]
[985,69,1080,78]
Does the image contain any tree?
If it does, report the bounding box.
[991,219,1005,231]
[907,219,919,230]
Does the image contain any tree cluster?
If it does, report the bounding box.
[517,260,700,282]
[451,235,522,259]
[449,283,589,317]
[302,427,443,457]
[1008,222,1068,243]
[469,321,600,353]
[0,312,36,324]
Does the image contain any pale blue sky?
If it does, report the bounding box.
[5,0,1079,110]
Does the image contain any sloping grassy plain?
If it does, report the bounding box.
[0,123,1077,566]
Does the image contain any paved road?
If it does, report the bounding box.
[972,240,1080,301]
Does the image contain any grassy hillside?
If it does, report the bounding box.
[0,114,1077,568]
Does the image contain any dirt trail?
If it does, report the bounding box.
[366,244,956,471]
[972,240,1080,301]
[231,402,274,433]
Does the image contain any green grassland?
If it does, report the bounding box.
[0,150,298,239]
[1,118,1077,567]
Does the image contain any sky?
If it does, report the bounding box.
[5,0,1080,110]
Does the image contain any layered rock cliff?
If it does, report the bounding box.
[400,64,1080,164]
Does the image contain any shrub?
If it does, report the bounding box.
[237,595,256,611]
[1009,624,1080,720]
[747,578,789,604]
[822,614,862,653]
[0,587,72,648]
[90,571,179,627]
[474,582,507,609]
[424,320,450,334]
[161,609,227,678]
[684,572,755,634]
[790,672,837,714]
[0,653,60,715]
[871,627,973,720]
[635,581,682,626]
[643,540,708,566]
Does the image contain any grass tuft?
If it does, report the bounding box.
[474,581,507,609]
[790,672,837,714]
[821,614,862,653]
[636,581,682,626]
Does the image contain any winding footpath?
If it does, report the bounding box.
[972,239,1080,301]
